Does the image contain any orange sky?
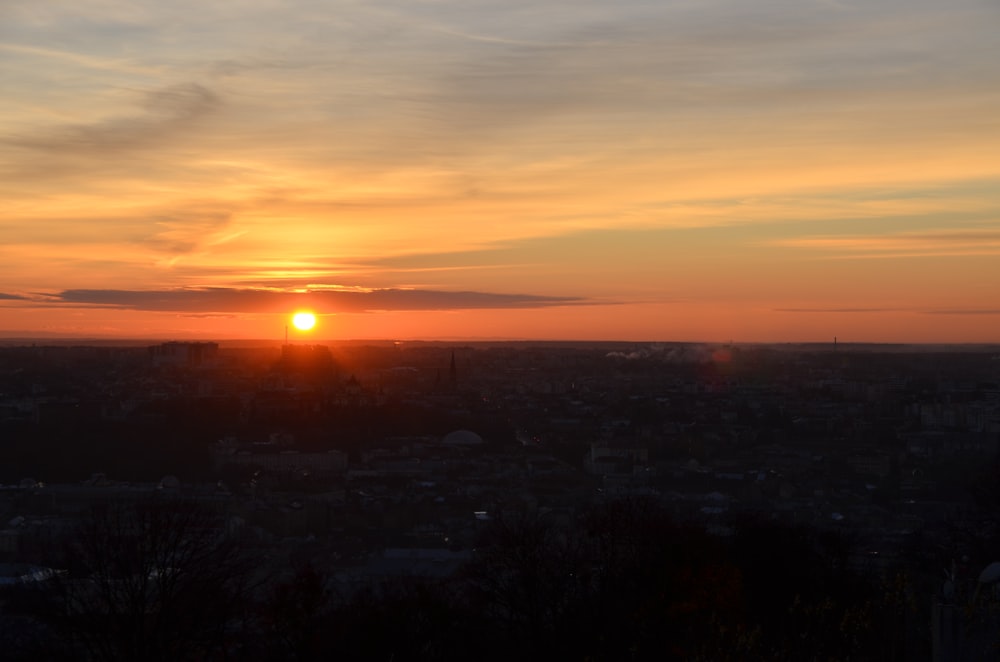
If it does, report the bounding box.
[2,1,999,343]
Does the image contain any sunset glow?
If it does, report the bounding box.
[1,1,998,343]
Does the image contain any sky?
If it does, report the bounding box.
[2,0,999,343]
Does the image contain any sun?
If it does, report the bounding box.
[291,311,316,331]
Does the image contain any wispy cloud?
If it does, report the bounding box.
[923,309,1000,316]
[778,307,1000,316]
[775,307,900,314]
[141,207,239,257]
[0,42,159,76]
[769,227,1000,258]
[4,83,219,156]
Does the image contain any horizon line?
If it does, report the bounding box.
[1,335,999,350]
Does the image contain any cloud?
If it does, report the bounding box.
[141,207,238,256]
[177,313,240,319]
[777,307,1000,316]
[0,292,27,301]
[775,308,899,314]
[419,0,995,142]
[3,83,219,156]
[923,309,1000,316]
[769,226,1000,258]
[52,287,584,313]
[0,42,158,76]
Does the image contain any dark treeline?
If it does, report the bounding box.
[1,495,920,661]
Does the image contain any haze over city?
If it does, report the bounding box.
[2,0,999,343]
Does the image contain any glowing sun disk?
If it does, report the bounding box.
[292,312,316,331]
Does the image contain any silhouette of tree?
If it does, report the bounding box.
[462,504,592,660]
[578,497,745,660]
[255,564,334,661]
[726,517,911,661]
[460,498,755,661]
[457,498,910,661]
[44,496,255,661]
[970,453,1000,511]
[318,577,488,662]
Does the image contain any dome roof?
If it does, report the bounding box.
[442,429,484,446]
[979,561,1000,584]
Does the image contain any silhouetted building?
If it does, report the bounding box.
[149,341,219,367]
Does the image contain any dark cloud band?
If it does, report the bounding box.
[54,287,583,313]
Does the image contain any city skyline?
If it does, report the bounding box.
[2,0,999,343]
